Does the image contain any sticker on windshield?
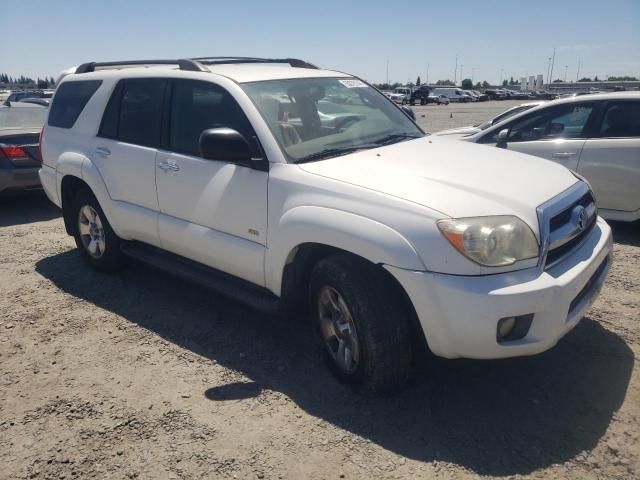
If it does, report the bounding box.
[339,79,367,88]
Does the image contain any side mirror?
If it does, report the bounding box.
[199,128,252,163]
[401,105,416,120]
[496,128,509,148]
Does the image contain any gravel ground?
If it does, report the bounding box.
[1,101,639,480]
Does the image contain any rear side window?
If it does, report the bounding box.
[99,79,167,148]
[48,80,102,128]
[599,101,640,138]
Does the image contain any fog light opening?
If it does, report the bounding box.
[497,314,534,343]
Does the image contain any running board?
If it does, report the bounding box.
[120,242,280,313]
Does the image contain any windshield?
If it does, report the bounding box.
[0,106,48,129]
[242,78,423,163]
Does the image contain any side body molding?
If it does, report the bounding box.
[265,206,426,296]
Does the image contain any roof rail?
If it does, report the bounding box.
[190,57,318,69]
[74,59,205,74]
[73,57,318,75]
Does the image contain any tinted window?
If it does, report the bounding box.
[599,101,640,138]
[118,79,166,147]
[169,80,254,156]
[48,80,101,128]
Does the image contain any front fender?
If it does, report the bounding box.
[265,206,425,295]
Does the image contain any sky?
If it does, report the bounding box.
[2,0,639,85]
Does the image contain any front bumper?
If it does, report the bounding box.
[0,166,41,194]
[386,217,613,359]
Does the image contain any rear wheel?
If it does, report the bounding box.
[71,188,126,272]
[309,254,413,396]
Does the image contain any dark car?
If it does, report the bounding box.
[0,103,48,195]
[484,89,506,100]
[18,98,51,107]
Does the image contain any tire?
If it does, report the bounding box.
[309,253,412,396]
[70,188,126,272]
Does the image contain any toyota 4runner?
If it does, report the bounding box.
[39,57,613,395]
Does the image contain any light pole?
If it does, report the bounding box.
[386,60,389,86]
[576,60,581,82]
[460,64,464,85]
[471,67,475,85]
[546,57,552,86]
[564,65,568,82]
[426,63,429,85]
[499,68,504,86]
[454,54,458,85]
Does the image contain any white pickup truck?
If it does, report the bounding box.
[39,57,613,395]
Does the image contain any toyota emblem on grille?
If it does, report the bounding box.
[572,205,588,231]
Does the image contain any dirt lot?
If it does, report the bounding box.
[1,101,639,480]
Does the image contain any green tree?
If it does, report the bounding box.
[461,78,473,90]
[502,79,508,86]
[481,80,490,88]
[578,77,592,82]
[435,79,454,85]
[416,76,421,86]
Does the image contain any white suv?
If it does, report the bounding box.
[39,57,613,395]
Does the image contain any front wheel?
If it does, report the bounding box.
[309,254,413,396]
[71,188,126,272]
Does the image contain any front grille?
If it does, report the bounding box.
[539,185,598,270]
[549,191,595,232]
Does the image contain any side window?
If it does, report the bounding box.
[48,80,102,128]
[599,101,640,138]
[169,80,254,157]
[99,79,166,148]
[481,104,594,144]
[508,104,594,142]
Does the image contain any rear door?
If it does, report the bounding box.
[93,78,167,246]
[577,99,640,213]
[479,102,596,171]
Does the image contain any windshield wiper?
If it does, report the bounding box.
[373,133,422,146]
[294,145,377,164]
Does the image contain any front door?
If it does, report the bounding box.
[155,79,268,286]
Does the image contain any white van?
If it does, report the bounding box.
[432,87,471,103]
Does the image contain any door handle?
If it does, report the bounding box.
[95,147,111,156]
[158,162,180,172]
[552,152,577,158]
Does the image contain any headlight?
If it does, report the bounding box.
[437,216,539,267]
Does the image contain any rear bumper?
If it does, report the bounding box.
[0,166,41,194]
[386,218,613,359]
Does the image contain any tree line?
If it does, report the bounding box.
[0,73,56,89]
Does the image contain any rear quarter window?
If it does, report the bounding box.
[48,80,102,128]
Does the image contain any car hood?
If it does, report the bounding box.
[297,136,578,233]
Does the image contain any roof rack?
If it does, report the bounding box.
[192,57,318,69]
[75,59,204,74]
[74,57,318,74]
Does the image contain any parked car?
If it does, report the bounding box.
[3,90,52,105]
[434,101,546,137]
[40,57,612,395]
[461,92,640,222]
[463,90,478,101]
[428,94,450,105]
[484,89,506,100]
[0,103,48,195]
[389,87,411,104]
[471,90,488,101]
[432,87,472,102]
